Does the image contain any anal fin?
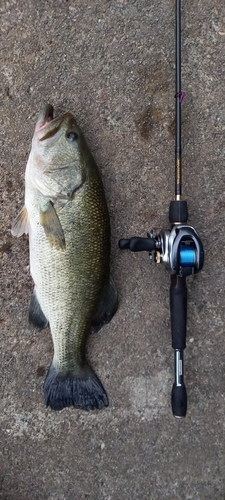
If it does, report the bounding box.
[92,274,118,333]
[29,290,48,329]
[11,206,29,237]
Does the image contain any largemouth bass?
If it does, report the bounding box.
[12,104,118,411]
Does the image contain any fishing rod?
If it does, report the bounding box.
[119,0,204,418]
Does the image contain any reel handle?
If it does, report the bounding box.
[170,274,187,417]
[119,237,156,252]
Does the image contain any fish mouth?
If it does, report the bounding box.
[35,105,73,142]
[35,104,54,133]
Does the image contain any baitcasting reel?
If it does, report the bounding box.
[119,201,204,278]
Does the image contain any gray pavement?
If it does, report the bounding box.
[1,1,225,499]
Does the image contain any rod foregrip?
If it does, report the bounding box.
[170,275,187,349]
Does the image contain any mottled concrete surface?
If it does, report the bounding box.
[1,1,225,499]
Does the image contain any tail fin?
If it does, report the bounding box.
[43,363,109,411]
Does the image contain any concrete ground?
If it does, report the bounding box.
[1,1,225,499]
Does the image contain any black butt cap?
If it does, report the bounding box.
[171,384,187,418]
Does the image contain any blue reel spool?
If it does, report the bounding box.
[180,245,196,267]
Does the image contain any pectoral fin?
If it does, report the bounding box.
[40,201,65,250]
[92,275,118,333]
[11,206,29,237]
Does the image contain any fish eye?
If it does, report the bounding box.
[66,131,79,141]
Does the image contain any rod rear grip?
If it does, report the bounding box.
[170,275,187,349]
